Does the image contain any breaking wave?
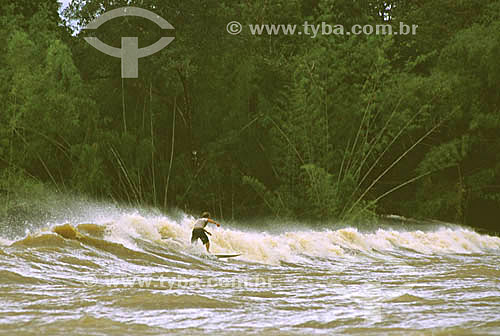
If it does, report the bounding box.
[1,211,499,265]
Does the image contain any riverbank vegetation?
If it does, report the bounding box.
[1,0,499,232]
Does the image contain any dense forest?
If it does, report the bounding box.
[1,0,499,233]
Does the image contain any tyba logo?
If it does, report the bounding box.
[83,7,175,78]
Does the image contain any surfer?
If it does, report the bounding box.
[191,212,220,253]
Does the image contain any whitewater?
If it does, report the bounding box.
[1,207,499,335]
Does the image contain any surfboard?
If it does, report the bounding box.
[214,254,241,258]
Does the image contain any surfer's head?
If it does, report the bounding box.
[201,211,210,218]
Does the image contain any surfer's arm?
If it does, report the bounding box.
[203,229,212,236]
[206,219,220,227]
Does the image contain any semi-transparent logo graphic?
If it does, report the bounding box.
[83,7,174,78]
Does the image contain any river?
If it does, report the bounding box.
[1,210,499,335]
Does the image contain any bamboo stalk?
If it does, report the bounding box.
[339,102,430,218]
[150,81,156,207]
[350,96,403,178]
[345,86,376,174]
[14,129,60,193]
[121,78,127,134]
[372,170,435,204]
[337,138,350,196]
[164,98,176,209]
[343,119,444,219]
[110,146,139,204]
[268,115,321,206]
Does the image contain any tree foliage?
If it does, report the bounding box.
[1,0,499,231]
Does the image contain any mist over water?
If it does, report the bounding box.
[1,202,499,335]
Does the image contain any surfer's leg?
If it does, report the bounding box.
[191,229,202,244]
[199,230,209,252]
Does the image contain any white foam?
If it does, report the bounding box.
[103,212,197,251]
[0,237,12,246]
[216,227,499,264]
[75,211,500,264]
[104,213,165,250]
